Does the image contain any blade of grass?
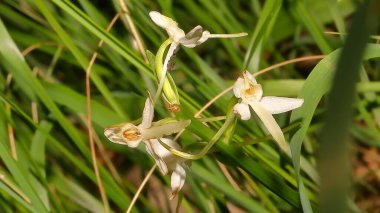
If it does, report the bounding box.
[318,1,380,212]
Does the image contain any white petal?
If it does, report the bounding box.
[149,11,185,41]
[104,127,127,145]
[149,11,177,29]
[260,97,304,114]
[170,163,186,199]
[248,100,289,152]
[166,27,186,42]
[125,140,141,148]
[246,84,263,101]
[243,70,257,84]
[181,28,209,48]
[145,138,182,175]
[140,96,154,129]
[180,26,204,48]
[198,31,210,44]
[145,140,169,175]
[233,77,244,98]
[233,103,251,120]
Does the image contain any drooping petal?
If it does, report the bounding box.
[260,97,304,114]
[145,138,182,174]
[170,163,186,200]
[233,103,251,120]
[141,120,191,140]
[248,100,290,152]
[140,95,154,129]
[145,140,169,175]
[233,77,244,98]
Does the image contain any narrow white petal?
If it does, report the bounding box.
[233,77,244,98]
[170,163,186,199]
[260,97,304,114]
[156,43,179,101]
[248,100,289,152]
[140,96,154,129]
[233,103,251,120]
[145,140,169,175]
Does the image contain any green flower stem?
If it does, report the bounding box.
[157,114,236,160]
[196,116,227,123]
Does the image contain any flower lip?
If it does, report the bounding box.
[233,71,263,102]
[122,127,141,141]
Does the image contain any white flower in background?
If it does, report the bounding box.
[104,95,190,199]
[149,11,248,100]
[233,71,304,152]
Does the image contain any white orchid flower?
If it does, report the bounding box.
[104,95,190,199]
[233,71,304,152]
[149,11,248,102]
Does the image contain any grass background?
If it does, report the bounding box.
[0,0,379,212]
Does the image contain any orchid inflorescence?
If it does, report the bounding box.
[104,11,304,200]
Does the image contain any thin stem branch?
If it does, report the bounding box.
[158,114,236,160]
[253,55,326,76]
[85,13,120,213]
[126,164,157,213]
[21,41,59,56]
[204,32,248,38]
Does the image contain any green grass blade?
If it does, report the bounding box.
[318,1,380,212]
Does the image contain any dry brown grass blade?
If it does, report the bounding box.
[85,13,120,213]
[118,0,148,62]
[0,174,31,204]
[126,164,157,213]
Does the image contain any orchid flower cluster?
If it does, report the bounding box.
[104,11,304,200]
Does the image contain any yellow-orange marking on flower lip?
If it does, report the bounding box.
[123,129,140,140]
